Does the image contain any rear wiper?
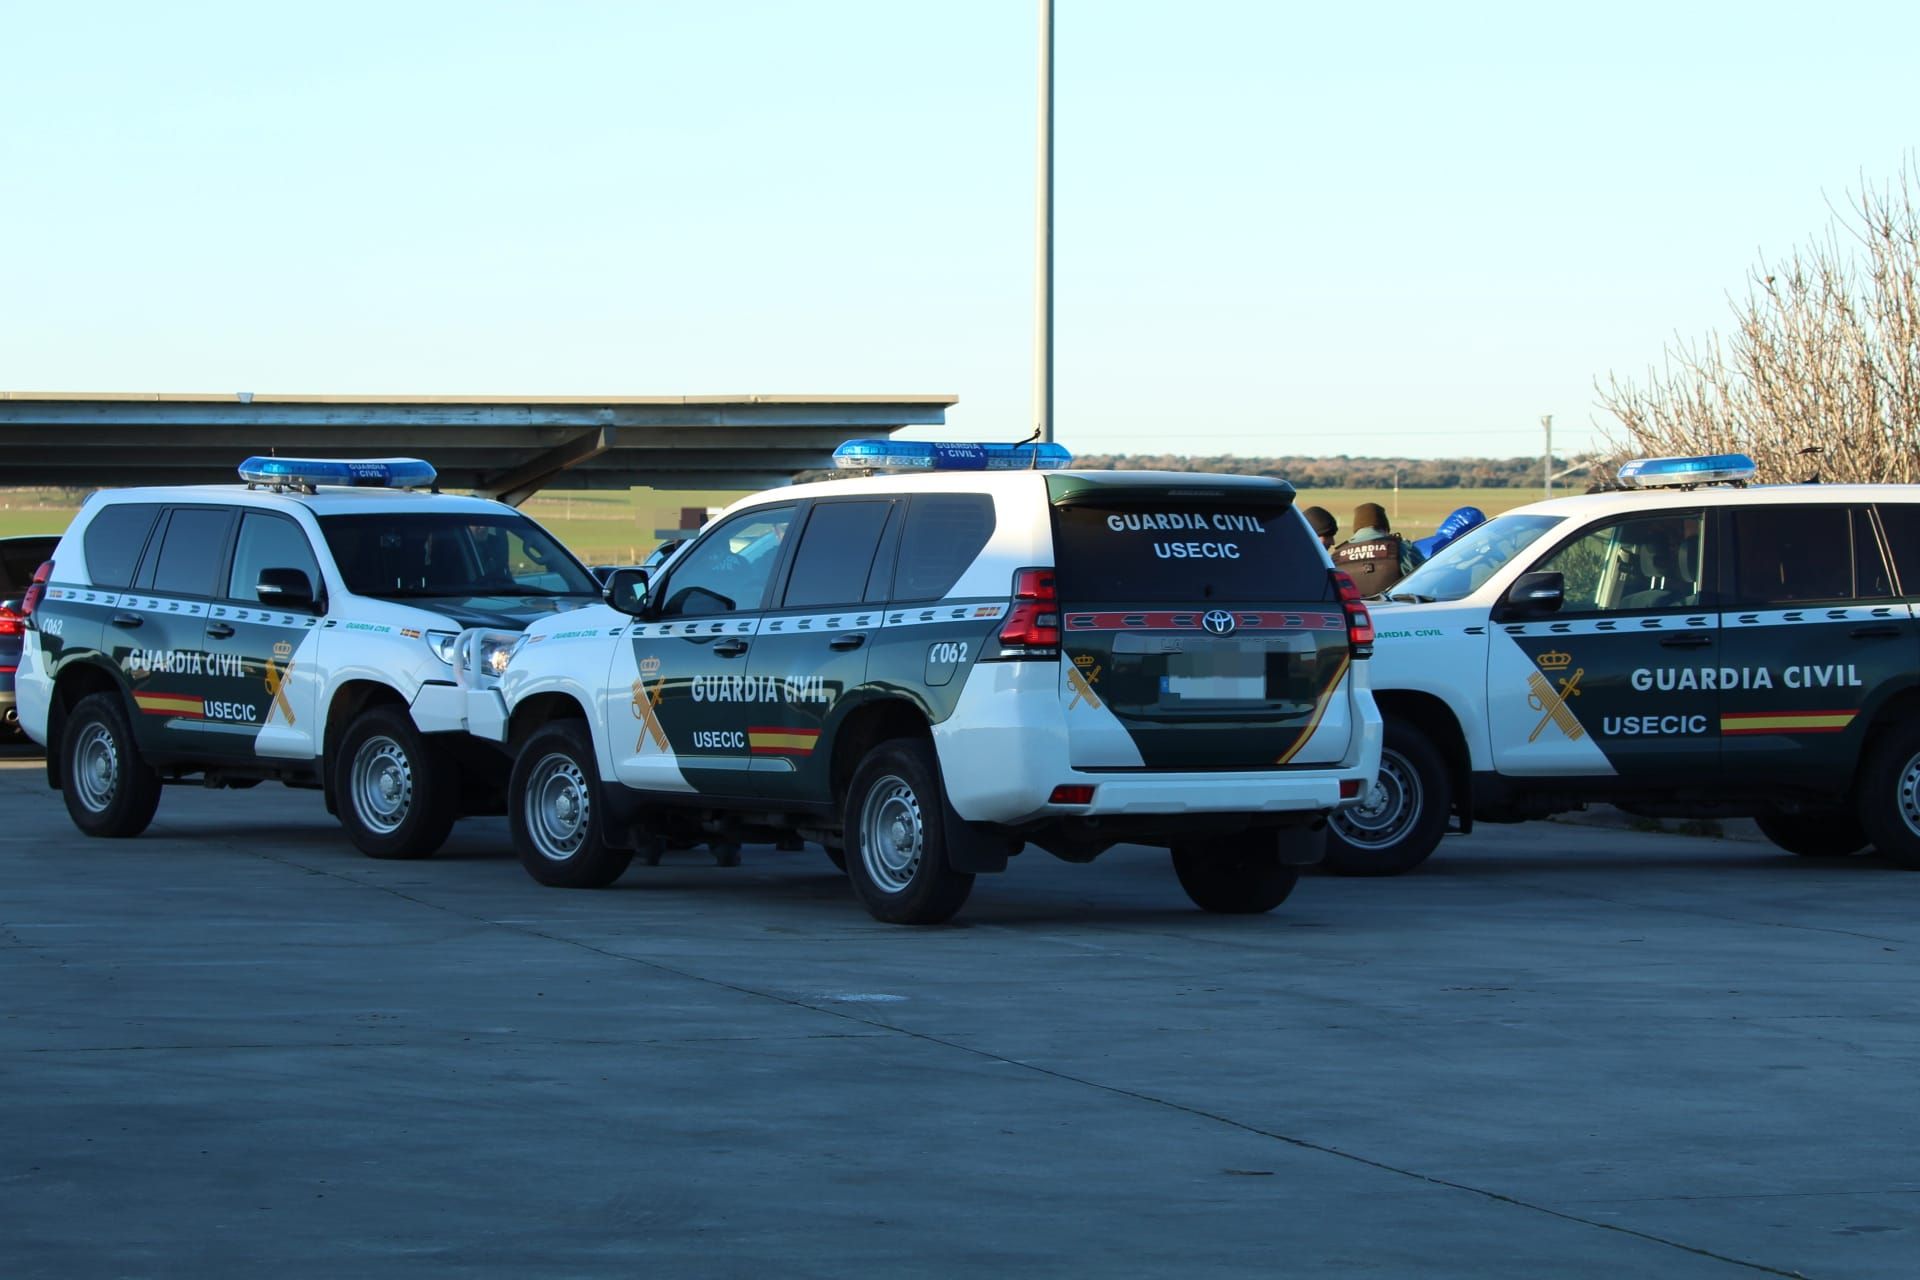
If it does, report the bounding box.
[1385,592,1435,603]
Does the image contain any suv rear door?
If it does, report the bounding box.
[1046,476,1353,770]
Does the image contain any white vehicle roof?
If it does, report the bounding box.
[83,484,518,518]
[1500,481,1920,522]
[718,468,1294,518]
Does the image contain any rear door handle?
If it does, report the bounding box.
[206,623,235,639]
[1850,624,1902,639]
[829,632,867,651]
[111,613,143,629]
[714,639,749,658]
[1658,632,1712,648]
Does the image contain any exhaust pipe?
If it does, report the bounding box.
[3,708,18,728]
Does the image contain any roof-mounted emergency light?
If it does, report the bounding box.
[831,439,1073,472]
[239,457,438,492]
[1615,453,1756,490]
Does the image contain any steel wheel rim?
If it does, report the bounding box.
[525,751,591,861]
[1331,746,1423,850]
[72,722,120,813]
[350,735,413,835]
[860,774,922,894]
[1896,751,1920,840]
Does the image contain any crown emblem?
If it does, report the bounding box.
[1536,650,1572,671]
[273,640,294,658]
[639,656,661,675]
[1073,653,1097,669]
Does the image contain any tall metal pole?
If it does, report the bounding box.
[1033,0,1055,443]
[1542,413,1554,499]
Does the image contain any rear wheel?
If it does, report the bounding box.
[1855,720,1920,869]
[1170,840,1300,914]
[843,738,973,924]
[1325,719,1451,876]
[333,705,457,859]
[61,692,162,838]
[510,721,633,888]
[1755,811,1870,858]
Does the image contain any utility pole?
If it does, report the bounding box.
[1542,413,1554,499]
[1033,0,1055,443]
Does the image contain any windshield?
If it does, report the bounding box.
[319,513,599,600]
[1385,513,1565,602]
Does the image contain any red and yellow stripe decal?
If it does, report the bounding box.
[748,726,821,757]
[1720,709,1857,736]
[134,691,203,719]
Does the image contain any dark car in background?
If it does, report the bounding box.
[1,535,59,741]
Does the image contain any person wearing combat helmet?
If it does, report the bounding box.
[1302,505,1338,550]
[1333,501,1423,593]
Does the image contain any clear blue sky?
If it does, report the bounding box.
[4,1,1917,460]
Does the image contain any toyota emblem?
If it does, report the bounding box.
[1201,609,1237,636]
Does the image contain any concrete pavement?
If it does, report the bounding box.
[2,748,1915,1277]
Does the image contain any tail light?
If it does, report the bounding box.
[0,602,20,639]
[998,567,1060,651]
[19,561,52,620]
[1332,569,1373,656]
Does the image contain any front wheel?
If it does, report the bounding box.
[1170,840,1300,914]
[842,738,973,924]
[1854,721,1920,869]
[510,722,633,888]
[1755,811,1870,858]
[1325,719,1451,876]
[61,692,162,838]
[332,705,458,859]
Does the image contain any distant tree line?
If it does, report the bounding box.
[1068,454,1560,488]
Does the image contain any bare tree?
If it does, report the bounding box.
[1599,163,1920,483]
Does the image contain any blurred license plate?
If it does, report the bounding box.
[1160,646,1264,702]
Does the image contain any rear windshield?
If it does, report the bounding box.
[1051,504,1330,603]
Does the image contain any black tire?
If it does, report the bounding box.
[509,721,634,888]
[1855,720,1920,869]
[1170,840,1300,913]
[842,737,974,924]
[60,691,162,838]
[332,704,458,859]
[1755,811,1870,858]
[824,845,847,872]
[1324,718,1452,876]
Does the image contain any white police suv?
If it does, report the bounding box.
[1327,453,1920,874]
[455,440,1384,924]
[14,457,603,856]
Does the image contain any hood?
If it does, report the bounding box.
[403,593,601,631]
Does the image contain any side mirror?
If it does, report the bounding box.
[1504,570,1564,615]
[256,567,318,611]
[605,567,651,617]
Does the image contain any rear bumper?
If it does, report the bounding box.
[936,659,1384,826]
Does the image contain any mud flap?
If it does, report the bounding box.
[941,784,1010,874]
[1277,819,1329,866]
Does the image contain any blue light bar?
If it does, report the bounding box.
[238,456,438,489]
[832,439,1073,472]
[1615,453,1756,489]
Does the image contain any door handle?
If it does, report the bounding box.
[111,613,143,629]
[713,639,749,658]
[1850,624,1902,639]
[829,632,867,652]
[206,623,235,639]
[1658,632,1712,648]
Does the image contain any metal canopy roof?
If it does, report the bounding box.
[0,392,958,503]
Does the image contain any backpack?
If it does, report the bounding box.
[1333,535,1407,593]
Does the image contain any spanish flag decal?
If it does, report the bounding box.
[1720,708,1858,735]
[748,726,821,757]
[134,691,204,719]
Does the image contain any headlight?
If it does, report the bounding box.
[427,631,459,664]
[481,634,523,676]
[446,628,526,687]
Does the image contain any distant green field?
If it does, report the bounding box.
[0,484,1544,562]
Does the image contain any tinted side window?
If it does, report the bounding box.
[82,503,161,589]
[228,513,323,602]
[148,508,236,598]
[659,506,795,617]
[1532,511,1705,613]
[892,495,996,602]
[782,501,892,609]
[1874,503,1920,595]
[1729,507,1851,604]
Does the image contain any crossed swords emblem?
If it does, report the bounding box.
[263,655,296,725]
[631,673,668,751]
[1526,667,1585,742]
